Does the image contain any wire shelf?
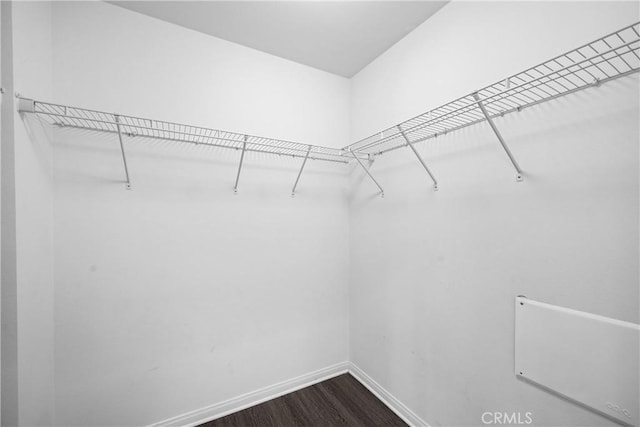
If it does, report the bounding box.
[18,23,640,169]
[22,100,355,164]
[345,22,640,156]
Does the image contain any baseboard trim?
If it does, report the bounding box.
[348,362,431,427]
[149,361,430,427]
[148,361,349,427]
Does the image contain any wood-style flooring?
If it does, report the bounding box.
[199,373,408,427]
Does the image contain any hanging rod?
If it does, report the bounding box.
[17,98,362,164]
[344,22,640,156]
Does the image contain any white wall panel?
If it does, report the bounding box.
[515,297,639,426]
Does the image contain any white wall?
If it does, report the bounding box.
[12,2,55,426]
[53,1,350,149]
[50,2,350,426]
[349,2,639,426]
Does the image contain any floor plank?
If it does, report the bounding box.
[199,373,408,427]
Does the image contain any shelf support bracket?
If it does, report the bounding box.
[473,92,524,182]
[350,149,384,197]
[114,115,132,190]
[291,145,311,197]
[397,125,438,191]
[234,135,248,194]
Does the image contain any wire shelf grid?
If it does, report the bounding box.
[19,23,640,167]
[28,101,355,164]
[345,22,640,156]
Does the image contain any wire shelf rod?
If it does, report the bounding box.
[23,100,366,163]
[42,120,349,164]
[355,40,638,152]
[22,99,360,164]
[346,23,639,155]
[17,23,639,179]
[373,67,639,157]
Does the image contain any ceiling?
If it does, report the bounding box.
[108,1,447,77]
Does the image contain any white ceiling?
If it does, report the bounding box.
[108,1,447,77]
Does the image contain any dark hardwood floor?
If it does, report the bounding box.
[199,373,408,427]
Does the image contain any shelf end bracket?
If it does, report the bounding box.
[473,92,524,182]
[17,97,35,113]
[397,125,438,191]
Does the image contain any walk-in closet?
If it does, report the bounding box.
[1,1,638,426]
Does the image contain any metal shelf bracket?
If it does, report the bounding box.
[114,115,132,190]
[397,125,438,191]
[291,145,311,197]
[233,135,248,194]
[472,92,524,182]
[17,97,35,113]
[350,149,384,198]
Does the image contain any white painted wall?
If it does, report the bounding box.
[349,2,639,426]
[50,2,350,426]
[53,1,350,150]
[12,2,55,426]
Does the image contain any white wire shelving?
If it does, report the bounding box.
[19,99,352,164]
[344,22,640,187]
[17,22,640,194]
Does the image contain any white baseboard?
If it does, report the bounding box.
[148,361,349,427]
[348,362,431,427]
[149,361,429,427]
